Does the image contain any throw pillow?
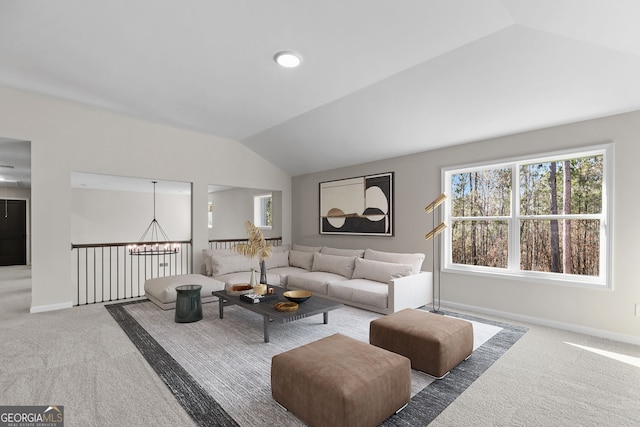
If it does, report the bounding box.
[321,247,365,258]
[363,248,425,274]
[311,252,357,278]
[271,244,291,253]
[288,250,314,270]
[264,250,290,269]
[202,248,236,276]
[210,254,259,276]
[352,257,413,283]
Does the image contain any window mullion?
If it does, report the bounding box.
[510,163,519,272]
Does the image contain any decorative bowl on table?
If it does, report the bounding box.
[274,301,298,312]
[226,284,253,296]
[283,290,312,303]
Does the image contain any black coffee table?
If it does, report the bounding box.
[212,286,343,343]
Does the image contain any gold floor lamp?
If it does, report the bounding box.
[425,193,447,314]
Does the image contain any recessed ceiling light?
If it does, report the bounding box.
[274,51,302,68]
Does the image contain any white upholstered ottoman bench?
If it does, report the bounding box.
[144,274,224,310]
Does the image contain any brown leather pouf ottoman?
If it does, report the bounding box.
[370,308,473,378]
[271,333,411,427]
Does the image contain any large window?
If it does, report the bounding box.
[254,194,272,229]
[443,145,611,287]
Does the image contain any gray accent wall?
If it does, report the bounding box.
[292,109,640,342]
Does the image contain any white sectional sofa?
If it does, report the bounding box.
[202,244,432,314]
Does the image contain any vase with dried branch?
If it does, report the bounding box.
[233,221,273,284]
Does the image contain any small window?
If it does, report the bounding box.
[208,202,213,229]
[443,144,611,288]
[254,194,272,229]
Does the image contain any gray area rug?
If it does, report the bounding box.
[106,300,527,426]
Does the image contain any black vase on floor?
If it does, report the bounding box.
[260,259,267,284]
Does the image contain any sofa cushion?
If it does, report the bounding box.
[210,254,259,276]
[215,271,281,287]
[202,248,236,276]
[266,266,307,286]
[328,279,388,309]
[264,250,290,269]
[312,253,357,278]
[292,244,323,253]
[352,257,413,283]
[287,271,348,294]
[289,250,314,270]
[364,249,425,274]
[144,274,225,309]
[321,247,365,258]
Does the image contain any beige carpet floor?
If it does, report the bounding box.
[1,265,639,426]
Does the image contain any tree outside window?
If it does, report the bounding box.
[254,194,272,229]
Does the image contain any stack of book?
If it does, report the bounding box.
[240,293,279,304]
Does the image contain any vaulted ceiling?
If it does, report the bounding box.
[2,1,640,178]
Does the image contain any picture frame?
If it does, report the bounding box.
[319,172,394,236]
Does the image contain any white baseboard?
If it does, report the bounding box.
[442,300,640,346]
[30,301,73,313]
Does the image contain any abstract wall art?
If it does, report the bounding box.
[319,172,394,236]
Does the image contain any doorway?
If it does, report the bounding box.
[0,199,27,266]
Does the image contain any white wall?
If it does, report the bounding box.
[0,85,292,311]
[292,110,640,342]
[71,188,191,244]
[208,187,282,240]
[0,186,30,200]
